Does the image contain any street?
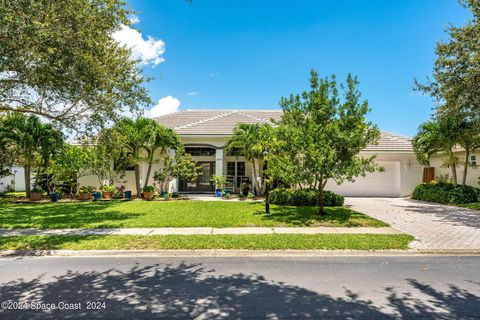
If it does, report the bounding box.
[1,255,479,319]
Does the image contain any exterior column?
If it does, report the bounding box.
[215,148,224,177]
[168,148,178,192]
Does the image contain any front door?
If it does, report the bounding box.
[180,161,215,192]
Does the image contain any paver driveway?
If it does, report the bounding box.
[346,197,480,250]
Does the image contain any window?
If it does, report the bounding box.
[236,162,245,176]
[227,162,236,176]
[184,147,216,156]
[470,155,477,166]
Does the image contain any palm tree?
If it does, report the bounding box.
[412,118,460,186]
[226,123,273,196]
[0,113,63,197]
[143,124,180,189]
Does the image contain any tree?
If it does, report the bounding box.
[225,123,274,196]
[153,151,198,193]
[272,70,380,215]
[0,0,150,131]
[143,124,180,189]
[0,113,63,197]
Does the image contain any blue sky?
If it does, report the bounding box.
[124,0,471,136]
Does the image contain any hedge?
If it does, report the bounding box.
[269,188,344,206]
[411,182,480,204]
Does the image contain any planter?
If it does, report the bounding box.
[160,191,168,198]
[215,189,222,197]
[92,192,101,201]
[143,191,155,200]
[102,191,112,200]
[79,192,91,201]
[124,190,132,199]
[49,193,60,202]
[30,192,43,201]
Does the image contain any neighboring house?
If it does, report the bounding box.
[116,109,422,197]
[0,166,25,193]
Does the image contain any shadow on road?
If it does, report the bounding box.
[1,262,479,319]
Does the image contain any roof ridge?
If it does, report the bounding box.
[174,110,237,130]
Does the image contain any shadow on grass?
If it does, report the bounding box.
[0,202,141,229]
[0,262,479,319]
[251,203,387,227]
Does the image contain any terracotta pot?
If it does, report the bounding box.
[102,191,112,200]
[79,192,91,201]
[143,192,155,200]
[30,192,43,201]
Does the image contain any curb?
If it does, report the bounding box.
[2,249,480,258]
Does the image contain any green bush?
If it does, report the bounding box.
[143,185,156,193]
[269,188,344,206]
[79,186,96,193]
[411,182,480,204]
[101,185,115,192]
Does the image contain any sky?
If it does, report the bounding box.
[118,0,472,136]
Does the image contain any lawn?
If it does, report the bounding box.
[458,203,480,210]
[0,201,387,229]
[0,234,413,250]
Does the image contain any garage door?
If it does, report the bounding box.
[325,161,401,197]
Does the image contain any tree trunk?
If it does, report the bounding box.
[134,164,142,197]
[449,151,458,186]
[317,183,325,216]
[462,149,470,186]
[144,151,154,189]
[25,164,31,198]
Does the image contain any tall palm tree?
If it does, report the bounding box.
[143,124,180,189]
[226,123,273,196]
[412,119,460,185]
[0,113,63,197]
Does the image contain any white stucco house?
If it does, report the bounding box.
[80,109,423,197]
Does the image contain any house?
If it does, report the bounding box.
[149,109,423,197]
[429,151,480,187]
[0,166,25,193]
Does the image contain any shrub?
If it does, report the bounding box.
[79,186,96,193]
[411,182,480,204]
[143,185,155,193]
[269,188,344,206]
[31,187,44,193]
[101,185,115,192]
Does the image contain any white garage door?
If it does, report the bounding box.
[325,161,401,197]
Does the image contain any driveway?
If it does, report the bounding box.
[346,197,480,250]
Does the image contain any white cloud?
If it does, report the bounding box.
[112,21,165,66]
[145,96,181,118]
[187,91,199,96]
[128,15,140,25]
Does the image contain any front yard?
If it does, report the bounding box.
[0,201,387,229]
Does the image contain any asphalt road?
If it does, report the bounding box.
[0,256,479,319]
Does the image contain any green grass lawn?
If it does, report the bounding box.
[0,234,413,250]
[0,201,387,229]
[458,203,480,210]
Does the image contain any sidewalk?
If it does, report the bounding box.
[0,227,402,236]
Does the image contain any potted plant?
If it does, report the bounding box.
[30,187,44,201]
[211,175,227,197]
[79,186,95,201]
[92,191,101,201]
[113,185,125,199]
[241,182,251,196]
[101,185,115,200]
[49,189,60,202]
[124,190,132,200]
[143,185,156,200]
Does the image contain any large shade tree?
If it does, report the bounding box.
[271,70,380,215]
[0,113,63,197]
[0,0,150,131]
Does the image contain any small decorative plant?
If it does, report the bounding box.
[241,182,251,196]
[31,187,44,193]
[142,185,156,200]
[79,186,96,193]
[101,185,115,192]
[211,175,227,192]
[143,185,155,193]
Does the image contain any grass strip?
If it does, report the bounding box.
[0,234,414,250]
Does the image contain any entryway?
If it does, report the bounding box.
[179,161,215,192]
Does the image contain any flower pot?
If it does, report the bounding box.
[49,193,60,202]
[92,192,101,201]
[215,189,222,197]
[30,192,43,201]
[160,191,168,198]
[143,191,155,200]
[124,190,132,199]
[79,192,91,201]
[102,191,112,200]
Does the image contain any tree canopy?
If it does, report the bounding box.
[0,0,150,131]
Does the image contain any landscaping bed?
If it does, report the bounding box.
[411,182,480,205]
[0,234,414,250]
[0,201,387,229]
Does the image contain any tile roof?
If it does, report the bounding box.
[156,110,413,151]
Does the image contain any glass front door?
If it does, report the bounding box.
[180,161,215,192]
